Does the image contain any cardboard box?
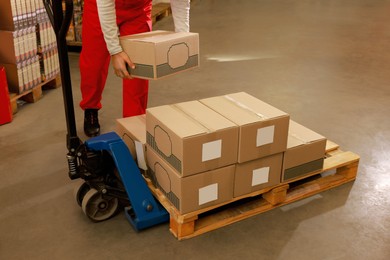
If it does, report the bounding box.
[234,153,283,197]
[119,30,199,79]
[146,100,239,177]
[0,67,13,125]
[1,62,24,94]
[147,148,235,214]
[0,0,18,31]
[115,115,148,170]
[1,56,40,94]
[282,120,327,182]
[0,28,37,63]
[200,92,290,163]
[0,30,19,64]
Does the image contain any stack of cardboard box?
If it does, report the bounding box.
[145,100,238,213]
[0,0,59,94]
[36,7,60,82]
[65,0,83,43]
[116,92,327,215]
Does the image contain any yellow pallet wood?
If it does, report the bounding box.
[152,3,172,24]
[10,75,61,114]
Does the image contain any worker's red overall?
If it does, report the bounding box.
[79,0,152,117]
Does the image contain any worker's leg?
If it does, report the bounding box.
[116,0,152,117]
[79,0,111,111]
[79,0,110,136]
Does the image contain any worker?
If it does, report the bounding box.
[80,0,190,137]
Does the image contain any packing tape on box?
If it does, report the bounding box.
[224,95,268,120]
[171,103,216,133]
[290,133,310,145]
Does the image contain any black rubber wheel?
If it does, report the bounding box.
[73,180,91,207]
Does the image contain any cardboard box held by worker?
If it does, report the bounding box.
[281,120,327,182]
[119,30,199,80]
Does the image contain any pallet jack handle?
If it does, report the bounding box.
[44,0,82,156]
[43,1,170,229]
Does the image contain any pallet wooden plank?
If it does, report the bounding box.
[325,140,339,152]
[147,143,360,240]
[9,75,61,114]
[152,3,171,24]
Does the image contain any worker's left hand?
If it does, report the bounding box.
[111,52,135,79]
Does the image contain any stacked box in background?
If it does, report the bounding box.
[65,0,83,43]
[0,0,59,94]
[36,7,59,82]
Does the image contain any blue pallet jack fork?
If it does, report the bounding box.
[85,133,169,230]
[44,0,169,230]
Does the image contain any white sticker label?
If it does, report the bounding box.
[256,126,275,147]
[199,183,218,205]
[202,140,222,162]
[135,141,147,170]
[252,167,270,186]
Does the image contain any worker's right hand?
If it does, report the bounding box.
[111,51,135,79]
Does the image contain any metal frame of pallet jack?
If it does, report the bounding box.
[43,0,169,230]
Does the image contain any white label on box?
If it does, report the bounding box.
[199,183,218,205]
[256,125,275,147]
[252,167,270,186]
[135,141,147,171]
[202,140,222,162]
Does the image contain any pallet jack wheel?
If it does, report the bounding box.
[73,180,91,206]
[81,188,119,222]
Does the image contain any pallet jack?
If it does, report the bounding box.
[43,0,169,230]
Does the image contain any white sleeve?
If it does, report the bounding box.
[170,0,190,32]
[96,0,123,55]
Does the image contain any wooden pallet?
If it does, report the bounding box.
[146,140,359,240]
[152,3,172,24]
[10,75,61,114]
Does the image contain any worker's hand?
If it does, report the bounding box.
[111,51,135,79]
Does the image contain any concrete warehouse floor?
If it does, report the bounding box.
[1,0,390,259]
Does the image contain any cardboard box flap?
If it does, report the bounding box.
[138,32,196,43]
[224,92,289,120]
[120,30,172,41]
[116,115,147,143]
[287,120,326,148]
[121,30,197,44]
[201,95,265,126]
[147,105,209,138]
[174,100,237,132]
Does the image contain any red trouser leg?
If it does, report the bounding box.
[80,0,152,117]
[116,1,152,117]
[79,0,110,110]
